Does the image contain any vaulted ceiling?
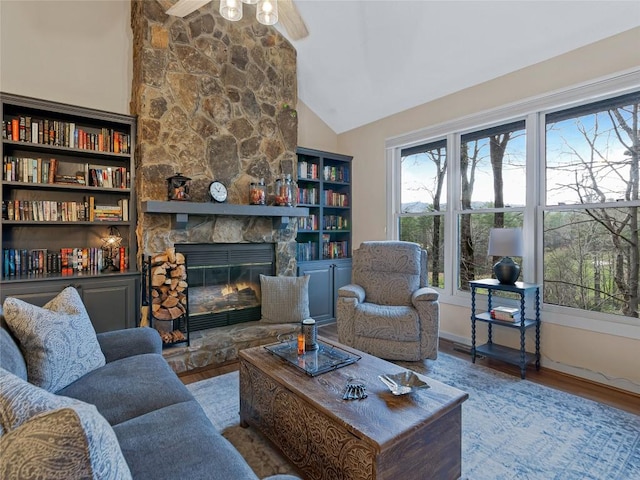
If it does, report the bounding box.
[276,1,640,134]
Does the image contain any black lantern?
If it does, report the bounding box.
[167,173,191,201]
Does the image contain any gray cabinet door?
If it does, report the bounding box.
[1,275,138,333]
[298,259,352,322]
[332,260,352,318]
[1,280,75,308]
[80,277,137,333]
[298,261,333,322]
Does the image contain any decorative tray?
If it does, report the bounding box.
[264,339,361,377]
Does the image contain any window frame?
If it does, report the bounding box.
[386,68,640,339]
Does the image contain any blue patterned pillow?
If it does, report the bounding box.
[2,287,106,392]
[0,367,84,435]
[0,405,133,480]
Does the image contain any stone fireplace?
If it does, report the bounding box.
[130,1,300,278]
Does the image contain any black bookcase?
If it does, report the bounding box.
[296,147,353,322]
[1,92,139,332]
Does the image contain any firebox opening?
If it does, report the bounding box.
[176,243,275,331]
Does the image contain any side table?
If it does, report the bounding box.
[469,279,541,379]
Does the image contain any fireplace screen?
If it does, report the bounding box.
[176,243,275,331]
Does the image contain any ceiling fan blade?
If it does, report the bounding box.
[166,0,212,18]
[278,0,309,40]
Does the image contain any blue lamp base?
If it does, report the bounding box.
[493,257,520,284]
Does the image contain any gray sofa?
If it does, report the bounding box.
[0,307,298,480]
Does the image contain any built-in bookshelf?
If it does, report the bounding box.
[296,147,352,322]
[296,147,352,263]
[0,92,138,331]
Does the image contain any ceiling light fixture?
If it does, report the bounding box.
[256,0,278,26]
[168,0,282,29]
[220,0,243,21]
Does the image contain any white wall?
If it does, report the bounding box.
[2,1,638,394]
[0,0,132,114]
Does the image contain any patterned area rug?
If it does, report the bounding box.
[187,352,640,480]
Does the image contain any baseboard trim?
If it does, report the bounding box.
[438,331,640,396]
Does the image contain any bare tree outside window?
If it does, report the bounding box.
[459,122,526,290]
[399,141,446,287]
[545,93,639,318]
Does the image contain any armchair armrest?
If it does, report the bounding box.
[412,286,439,304]
[338,284,366,303]
[97,327,162,363]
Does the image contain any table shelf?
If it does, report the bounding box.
[469,278,541,379]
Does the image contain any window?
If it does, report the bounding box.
[458,121,526,290]
[544,92,639,318]
[388,72,639,325]
[399,140,446,287]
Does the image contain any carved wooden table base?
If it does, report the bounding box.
[239,341,468,480]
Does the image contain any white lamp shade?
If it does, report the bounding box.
[488,228,523,257]
[220,0,243,21]
[257,0,278,25]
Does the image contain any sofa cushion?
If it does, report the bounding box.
[113,400,259,480]
[2,286,105,392]
[260,274,310,323]
[0,325,27,381]
[56,353,194,426]
[0,367,85,435]
[0,404,132,480]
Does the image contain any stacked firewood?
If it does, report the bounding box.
[149,248,188,343]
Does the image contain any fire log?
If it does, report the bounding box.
[149,248,189,342]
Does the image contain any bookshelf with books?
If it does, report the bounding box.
[296,147,352,322]
[0,92,138,332]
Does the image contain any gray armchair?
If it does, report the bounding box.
[337,241,439,361]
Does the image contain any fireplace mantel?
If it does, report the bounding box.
[141,201,309,229]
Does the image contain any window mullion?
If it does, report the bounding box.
[445,132,460,295]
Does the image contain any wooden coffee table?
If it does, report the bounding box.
[239,339,468,480]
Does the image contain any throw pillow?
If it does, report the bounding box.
[260,274,310,324]
[0,367,85,435]
[2,286,106,392]
[0,405,133,480]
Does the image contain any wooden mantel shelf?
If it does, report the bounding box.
[141,200,309,229]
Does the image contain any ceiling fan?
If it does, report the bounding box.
[165,0,309,40]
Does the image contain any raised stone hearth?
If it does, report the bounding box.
[163,321,299,374]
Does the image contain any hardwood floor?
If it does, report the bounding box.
[180,322,640,416]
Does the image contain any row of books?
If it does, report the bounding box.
[2,198,129,222]
[323,190,349,207]
[323,215,349,230]
[297,186,319,205]
[3,116,131,154]
[3,156,130,189]
[322,240,349,259]
[490,306,522,322]
[323,165,350,183]
[298,214,318,231]
[296,242,319,262]
[297,161,319,180]
[2,247,129,277]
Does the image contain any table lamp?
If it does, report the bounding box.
[101,226,122,271]
[488,227,523,284]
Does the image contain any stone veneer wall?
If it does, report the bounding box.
[130,0,299,275]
